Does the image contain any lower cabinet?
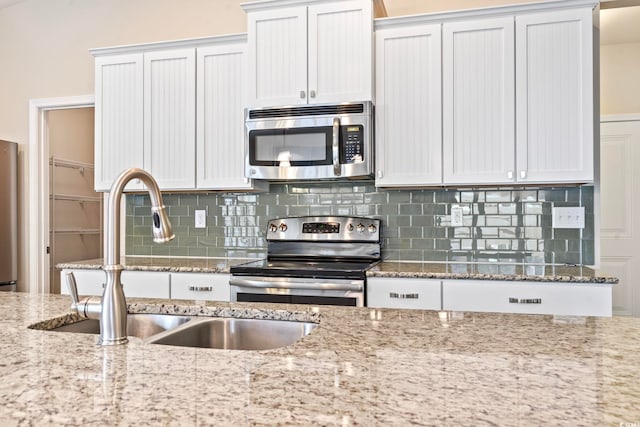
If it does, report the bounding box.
[442,280,612,317]
[60,269,230,302]
[367,277,442,310]
[170,272,230,302]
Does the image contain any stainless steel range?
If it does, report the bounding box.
[230,216,382,307]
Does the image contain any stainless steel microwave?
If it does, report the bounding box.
[244,102,373,181]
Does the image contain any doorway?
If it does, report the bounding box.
[47,108,102,294]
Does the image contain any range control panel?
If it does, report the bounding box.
[266,216,381,242]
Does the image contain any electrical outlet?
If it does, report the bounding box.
[552,207,585,229]
[194,210,206,229]
[450,206,464,227]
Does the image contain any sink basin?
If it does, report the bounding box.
[48,314,194,339]
[147,317,318,350]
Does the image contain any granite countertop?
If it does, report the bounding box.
[58,257,618,284]
[2,292,639,425]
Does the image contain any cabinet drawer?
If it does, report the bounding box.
[367,278,441,310]
[120,271,170,299]
[171,273,230,302]
[442,280,612,316]
[60,269,106,296]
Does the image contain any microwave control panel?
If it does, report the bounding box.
[341,125,364,163]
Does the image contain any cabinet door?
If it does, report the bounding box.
[308,0,373,104]
[443,17,515,185]
[121,271,170,299]
[171,273,230,302]
[515,8,594,183]
[94,53,144,191]
[375,24,442,187]
[144,48,196,189]
[197,43,254,190]
[367,278,441,310]
[247,6,307,107]
[60,269,106,296]
[442,280,611,316]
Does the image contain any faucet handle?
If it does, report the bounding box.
[65,271,79,306]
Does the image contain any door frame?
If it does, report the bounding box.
[28,95,95,294]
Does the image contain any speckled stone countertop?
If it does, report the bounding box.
[368,262,619,284]
[56,257,250,274]
[3,292,639,425]
[58,257,618,284]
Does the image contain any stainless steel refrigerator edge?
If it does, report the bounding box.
[0,140,18,291]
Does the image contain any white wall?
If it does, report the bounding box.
[600,42,640,115]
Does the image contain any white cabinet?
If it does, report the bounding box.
[93,35,265,192]
[196,43,262,190]
[515,8,594,184]
[374,23,442,186]
[59,269,170,299]
[170,272,230,302]
[60,269,106,296]
[367,277,441,310]
[442,17,515,185]
[94,49,195,191]
[143,48,196,190]
[245,0,373,106]
[442,280,612,316]
[373,2,596,188]
[94,53,144,191]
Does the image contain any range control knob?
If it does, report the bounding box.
[269,224,277,233]
[346,223,354,232]
[368,224,377,233]
[279,223,288,232]
[356,223,365,233]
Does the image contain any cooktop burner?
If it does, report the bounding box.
[231,258,379,280]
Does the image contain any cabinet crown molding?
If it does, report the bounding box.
[90,33,248,57]
[242,0,387,17]
[374,0,597,30]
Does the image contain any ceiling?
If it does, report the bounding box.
[0,0,638,45]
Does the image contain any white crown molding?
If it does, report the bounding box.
[374,0,599,31]
[90,33,247,57]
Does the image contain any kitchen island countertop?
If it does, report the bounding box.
[2,292,639,425]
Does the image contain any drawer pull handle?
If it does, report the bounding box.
[389,292,419,299]
[508,297,542,304]
[189,286,212,292]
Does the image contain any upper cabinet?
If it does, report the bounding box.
[374,23,442,186]
[243,0,376,107]
[374,0,597,188]
[442,17,515,185]
[92,35,266,192]
[515,8,594,184]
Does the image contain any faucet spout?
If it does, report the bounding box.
[100,168,174,345]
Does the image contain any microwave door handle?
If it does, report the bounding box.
[332,117,341,176]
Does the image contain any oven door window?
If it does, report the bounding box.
[249,127,332,167]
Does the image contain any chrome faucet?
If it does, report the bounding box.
[66,168,174,345]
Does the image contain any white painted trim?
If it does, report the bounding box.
[374,0,598,30]
[601,114,640,123]
[28,95,95,294]
[89,33,247,57]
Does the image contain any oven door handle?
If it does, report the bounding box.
[229,278,363,292]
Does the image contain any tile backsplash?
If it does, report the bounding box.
[126,182,594,265]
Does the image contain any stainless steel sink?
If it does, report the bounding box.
[49,314,194,339]
[147,317,319,350]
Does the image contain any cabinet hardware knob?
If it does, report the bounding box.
[300,90,306,99]
[310,90,316,98]
[520,170,527,179]
[507,170,513,180]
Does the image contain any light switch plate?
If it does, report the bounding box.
[194,210,206,229]
[552,207,585,229]
[450,206,464,227]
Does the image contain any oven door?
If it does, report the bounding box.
[229,276,364,307]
